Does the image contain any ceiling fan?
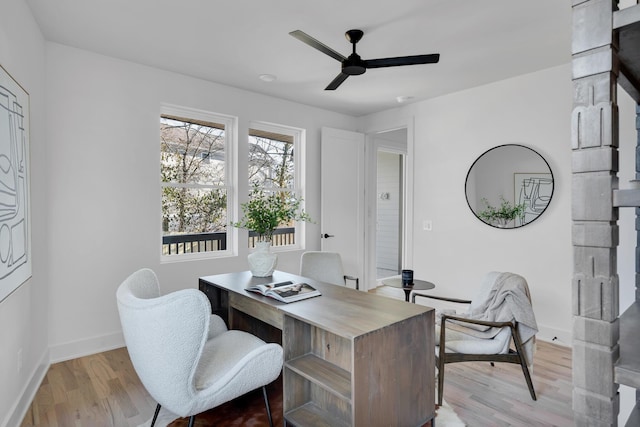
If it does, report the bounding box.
[289,29,440,90]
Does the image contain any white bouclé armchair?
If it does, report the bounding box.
[116,268,283,427]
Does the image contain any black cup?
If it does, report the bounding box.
[401,269,414,287]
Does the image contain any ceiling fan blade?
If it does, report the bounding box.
[364,53,440,69]
[289,30,346,62]
[325,73,349,90]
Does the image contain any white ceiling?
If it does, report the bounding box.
[25,0,572,117]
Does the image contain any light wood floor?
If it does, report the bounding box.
[20,286,573,427]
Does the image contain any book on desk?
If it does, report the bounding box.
[246,280,321,303]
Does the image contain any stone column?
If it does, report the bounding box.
[571,0,620,425]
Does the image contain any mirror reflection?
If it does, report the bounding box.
[465,144,553,229]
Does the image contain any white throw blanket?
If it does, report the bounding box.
[442,272,538,364]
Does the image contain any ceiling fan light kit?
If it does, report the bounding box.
[290,29,440,90]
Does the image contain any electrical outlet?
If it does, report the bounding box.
[423,220,432,231]
[17,348,23,373]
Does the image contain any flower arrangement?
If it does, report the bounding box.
[233,184,312,242]
[478,196,526,227]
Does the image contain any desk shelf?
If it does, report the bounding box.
[285,354,351,402]
[285,402,350,427]
[282,310,434,426]
[283,315,352,426]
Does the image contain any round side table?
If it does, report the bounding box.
[381,277,435,302]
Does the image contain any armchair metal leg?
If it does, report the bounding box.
[187,415,195,427]
[150,403,161,427]
[262,385,274,427]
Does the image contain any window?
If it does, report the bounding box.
[248,122,305,248]
[160,105,236,259]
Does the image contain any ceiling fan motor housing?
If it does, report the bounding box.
[343,54,366,75]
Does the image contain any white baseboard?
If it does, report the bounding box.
[537,324,571,347]
[49,331,125,363]
[3,349,49,427]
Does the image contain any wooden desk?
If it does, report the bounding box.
[199,270,435,427]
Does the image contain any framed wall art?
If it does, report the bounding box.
[0,64,31,302]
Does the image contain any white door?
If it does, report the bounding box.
[320,127,365,289]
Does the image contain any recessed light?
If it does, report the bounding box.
[396,96,414,103]
[259,74,277,82]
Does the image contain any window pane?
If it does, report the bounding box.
[160,108,233,259]
[161,187,228,255]
[246,125,303,249]
[248,130,294,189]
[161,116,225,186]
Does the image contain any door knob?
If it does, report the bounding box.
[322,233,335,238]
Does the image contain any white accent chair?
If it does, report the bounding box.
[412,271,538,406]
[300,251,359,289]
[116,268,283,427]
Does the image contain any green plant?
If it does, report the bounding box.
[478,196,526,226]
[233,183,312,242]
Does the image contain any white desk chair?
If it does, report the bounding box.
[116,268,283,427]
[300,251,359,289]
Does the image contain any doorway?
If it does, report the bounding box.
[373,129,407,280]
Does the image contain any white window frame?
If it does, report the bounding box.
[160,103,237,263]
[248,121,306,252]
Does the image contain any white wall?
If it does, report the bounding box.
[0,1,49,426]
[44,42,357,362]
[359,64,576,342]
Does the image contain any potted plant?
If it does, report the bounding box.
[233,184,312,276]
[478,196,526,228]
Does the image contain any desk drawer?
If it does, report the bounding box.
[229,292,283,330]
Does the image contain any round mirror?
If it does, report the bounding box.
[465,144,554,229]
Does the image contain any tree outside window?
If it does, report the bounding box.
[160,110,233,256]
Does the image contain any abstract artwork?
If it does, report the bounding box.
[514,173,553,227]
[0,64,31,302]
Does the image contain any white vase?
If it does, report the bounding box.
[493,218,510,228]
[248,241,277,277]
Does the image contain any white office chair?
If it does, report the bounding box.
[116,268,283,427]
[413,271,538,406]
[300,251,359,289]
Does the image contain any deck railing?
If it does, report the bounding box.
[162,227,295,255]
